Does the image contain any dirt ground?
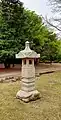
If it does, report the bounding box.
[0,70,61,120]
[0,63,61,78]
[0,63,61,120]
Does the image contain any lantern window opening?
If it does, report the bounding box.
[29,60,32,65]
[24,60,26,65]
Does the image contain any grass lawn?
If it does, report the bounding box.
[0,71,61,120]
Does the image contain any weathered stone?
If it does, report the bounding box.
[16,41,40,102]
[15,77,21,81]
[16,90,40,102]
[0,79,4,83]
[11,79,16,82]
[0,75,21,83]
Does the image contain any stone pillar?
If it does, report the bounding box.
[21,59,35,92]
[16,41,40,102]
[16,58,40,102]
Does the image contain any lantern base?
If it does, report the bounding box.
[16,90,40,102]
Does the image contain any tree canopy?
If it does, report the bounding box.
[47,0,61,33]
[0,0,60,67]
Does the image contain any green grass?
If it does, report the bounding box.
[0,71,61,120]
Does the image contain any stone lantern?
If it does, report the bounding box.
[16,41,40,102]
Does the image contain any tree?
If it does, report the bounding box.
[47,0,61,34]
[56,40,61,62]
[0,0,59,66]
[0,0,25,67]
[48,0,61,12]
[40,31,58,62]
[0,0,24,40]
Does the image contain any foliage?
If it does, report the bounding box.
[55,40,61,62]
[0,0,60,66]
[0,0,24,40]
[41,32,58,62]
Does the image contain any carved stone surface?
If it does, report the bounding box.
[16,41,40,59]
[16,90,40,102]
[0,76,21,83]
[16,41,40,102]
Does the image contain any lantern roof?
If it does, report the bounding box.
[16,41,40,59]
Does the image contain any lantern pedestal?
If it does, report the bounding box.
[16,90,40,102]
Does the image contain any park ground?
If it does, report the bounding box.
[0,63,61,120]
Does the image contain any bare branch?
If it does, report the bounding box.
[42,16,61,31]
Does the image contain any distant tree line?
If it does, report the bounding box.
[0,0,61,68]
